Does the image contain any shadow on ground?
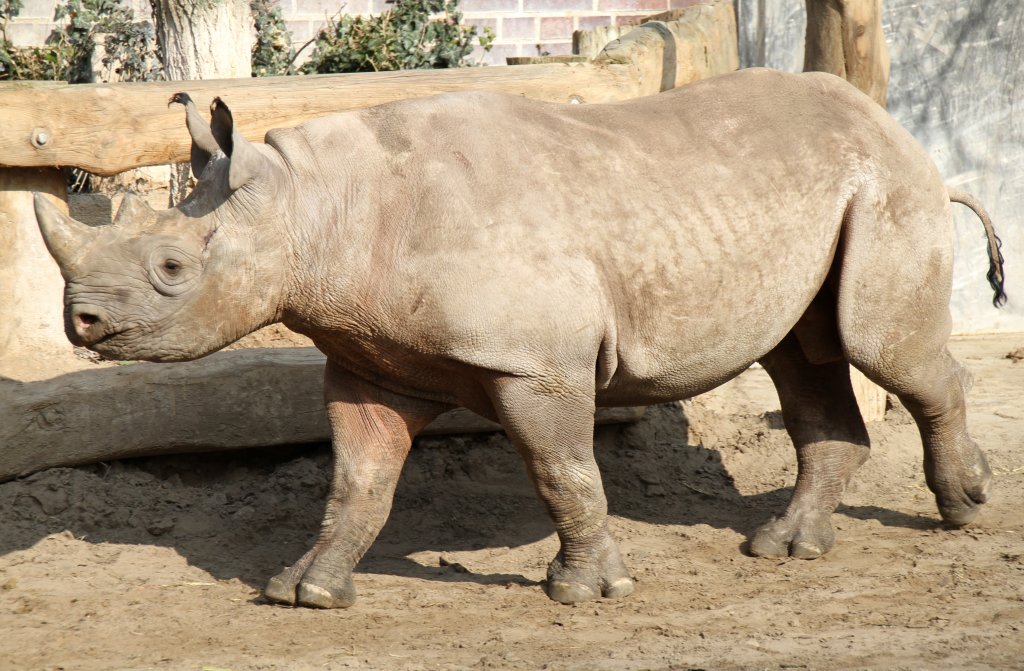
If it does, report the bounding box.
[0,402,940,594]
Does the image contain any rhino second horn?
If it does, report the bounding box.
[33,193,98,277]
[112,192,156,229]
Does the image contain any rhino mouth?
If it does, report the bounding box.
[65,317,129,355]
[69,329,122,356]
[89,330,147,361]
[89,331,122,349]
[87,328,202,363]
[64,319,118,349]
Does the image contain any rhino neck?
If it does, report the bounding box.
[184,187,290,348]
[238,226,290,334]
[170,149,293,348]
[188,213,289,352]
[272,134,388,341]
[277,189,386,341]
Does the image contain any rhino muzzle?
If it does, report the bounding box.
[64,302,114,348]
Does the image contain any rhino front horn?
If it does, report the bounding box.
[33,193,97,278]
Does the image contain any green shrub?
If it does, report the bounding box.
[2,0,489,81]
[0,0,47,79]
[0,0,160,82]
[251,0,296,76]
[303,0,493,74]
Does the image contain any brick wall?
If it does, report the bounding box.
[4,0,709,66]
[460,0,708,63]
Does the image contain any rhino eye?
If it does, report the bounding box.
[148,246,200,296]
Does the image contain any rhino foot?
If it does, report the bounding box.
[265,565,357,609]
[931,440,992,528]
[749,511,835,560]
[545,537,634,604]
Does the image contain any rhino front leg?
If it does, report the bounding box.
[751,333,870,559]
[488,374,634,604]
[264,361,445,608]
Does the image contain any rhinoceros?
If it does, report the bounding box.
[34,68,1005,609]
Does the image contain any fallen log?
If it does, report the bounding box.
[0,348,644,482]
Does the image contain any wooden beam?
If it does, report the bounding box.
[0,0,738,176]
[0,65,643,176]
[598,0,738,92]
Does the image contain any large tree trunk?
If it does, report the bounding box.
[150,0,254,204]
[804,0,889,107]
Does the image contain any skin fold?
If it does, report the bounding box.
[34,69,1004,608]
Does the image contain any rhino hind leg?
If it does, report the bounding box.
[751,332,870,559]
[488,374,634,604]
[264,362,445,609]
[836,182,992,528]
[850,345,992,527]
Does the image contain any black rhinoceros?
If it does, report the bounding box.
[34,68,1005,608]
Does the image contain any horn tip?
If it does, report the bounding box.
[33,192,53,212]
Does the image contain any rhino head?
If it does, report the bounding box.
[34,94,289,362]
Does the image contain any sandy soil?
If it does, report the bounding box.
[1,335,1022,670]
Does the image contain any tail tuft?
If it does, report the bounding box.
[947,188,1007,308]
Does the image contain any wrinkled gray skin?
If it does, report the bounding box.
[36,69,1004,609]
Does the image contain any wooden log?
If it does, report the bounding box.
[506,56,589,65]
[0,65,647,177]
[804,0,889,107]
[850,368,888,422]
[0,347,644,482]
[0,0,739,176]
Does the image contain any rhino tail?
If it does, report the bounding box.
[947,187,1007,308]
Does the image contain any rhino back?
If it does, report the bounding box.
[277,69,938,404]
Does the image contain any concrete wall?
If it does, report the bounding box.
[736,0,1023,334]
[5,0,709,66]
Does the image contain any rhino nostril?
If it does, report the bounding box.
[71,310,105,342]
[76,313,99,329]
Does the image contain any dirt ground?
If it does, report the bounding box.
[1,335,1022,670]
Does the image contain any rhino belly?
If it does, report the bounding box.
[592,252,829,406]
[593,323,789,407]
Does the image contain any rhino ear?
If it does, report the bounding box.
[169,92,220,180]
[210,96,267,191]
[209,96,234,157]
